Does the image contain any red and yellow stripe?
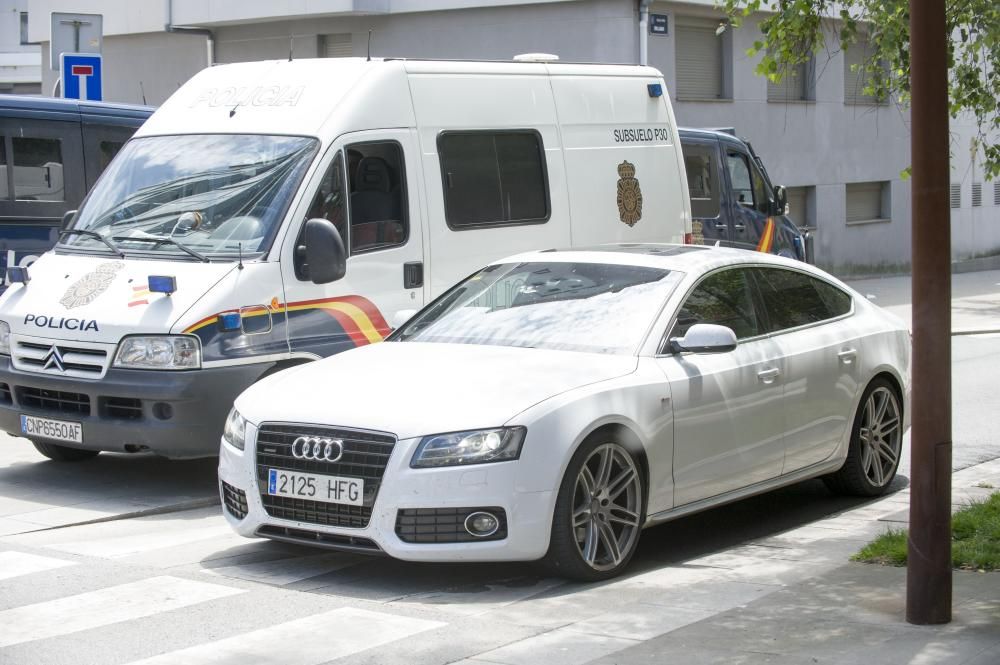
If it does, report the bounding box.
[182,295,390,347]
[755,217,776,254]
[129,284,151,308]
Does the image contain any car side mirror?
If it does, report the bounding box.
[303,218,346,284]
[61,210,77,230]
[772,185,788,217]
[670,323,738,354]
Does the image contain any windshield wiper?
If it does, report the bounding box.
[112,235,209,263]
[58,229,125,257]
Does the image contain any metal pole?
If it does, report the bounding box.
[906,0,952,625]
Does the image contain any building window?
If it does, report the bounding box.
[950,183,962,209]
[438,131,549,229]
[19,13,29,45]
[676,17,729,100]
[844,36,888,105]
[971,182,982,207]
[784,186,813,228]
[322,33,352,58]
[845,181,889,223]
[767,57,813,102]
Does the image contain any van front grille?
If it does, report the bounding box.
[12,339,111,379]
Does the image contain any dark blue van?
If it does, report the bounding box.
[0,96,153,288]
[679,127,806,261]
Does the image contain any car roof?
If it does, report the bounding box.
[496,243,837,281]
[0,94,154,124]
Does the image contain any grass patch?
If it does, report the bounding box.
[852,493,1000,571]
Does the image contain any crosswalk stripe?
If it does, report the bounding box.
[43,522,234,558]
[0,575,244,648]
[124,607,446,665]
[0,551,76,581]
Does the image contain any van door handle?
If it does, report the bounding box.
[757,367,780,384]
[403,261,423,289]
[838,348,857,365]
[732,223,746,232]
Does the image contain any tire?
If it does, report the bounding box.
[823,377,903,497]
[544,435,645,582]
[31,441,100,462]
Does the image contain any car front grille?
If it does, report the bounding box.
[221,481,248,520]
[12,339,111,379]
[255,423,396,529]
[256,525,383,554]
[17,387,90,416]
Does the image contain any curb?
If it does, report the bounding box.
[19,496,220,535]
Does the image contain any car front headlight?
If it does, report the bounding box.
[113,335,201,369]
[410,427,526,468]
[222,408,247,451]
[0,320,9,355]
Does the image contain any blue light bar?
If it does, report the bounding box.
[148,275,177,294]
[647,83,663,98]
[6,266,29,284]
[218,311,242,332]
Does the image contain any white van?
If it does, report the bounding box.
[0,57,690,460]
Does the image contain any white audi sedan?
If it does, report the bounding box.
[219,245,910,581]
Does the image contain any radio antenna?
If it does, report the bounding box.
[237,242,244,270]
[289,35,293,61]
[367,29,373,61]
[139,81,147,105]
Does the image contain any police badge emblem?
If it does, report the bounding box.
[616,160,643,227]
[60,262,125,310]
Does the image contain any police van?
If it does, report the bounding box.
[0,96,153,291]
[0,56,691,460]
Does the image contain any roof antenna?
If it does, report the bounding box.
[289,35,293,61]
[237,242,244,270]
[139,80,147,105]
[367,29,373,61]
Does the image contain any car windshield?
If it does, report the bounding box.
[393,261,680,354]
[59,134,318,259]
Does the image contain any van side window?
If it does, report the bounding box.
[12,137,64,201]
[438,131,549,229]
[683,144,721,219]
[726,150,771,215]
[751,268,852,332]
[345,141,408,253]
[304,151,348,247]
[0,140,7,199]
[98,140,126,173]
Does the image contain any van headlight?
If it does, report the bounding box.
[113,335,201,369]
[410,427,526,468]
[0,321,9,355]
[222,408,247,451]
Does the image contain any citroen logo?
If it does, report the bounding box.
[42,346,66,372]
[291,436,344,462]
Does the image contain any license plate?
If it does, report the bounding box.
[267,468,364,506]
[20,414,83,444]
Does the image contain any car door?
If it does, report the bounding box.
[281,130,425,358]
[656,267,786,506]
[749,267,862,473]
[724,146,775,253]
[680,136,727,246]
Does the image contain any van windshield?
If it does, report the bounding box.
[59,134,318,259]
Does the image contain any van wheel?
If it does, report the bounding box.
[823,378,902,496]
[544,437,644,582]
[31,441,100,462]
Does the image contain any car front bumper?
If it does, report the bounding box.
[218,424,557,563]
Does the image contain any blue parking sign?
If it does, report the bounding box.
[60,53,102,101]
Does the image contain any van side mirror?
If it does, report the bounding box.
[61,210,77,230]
[771,186,787,217]
[670,324,738,354]
[303,218,346,284]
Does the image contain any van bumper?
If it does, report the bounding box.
[0,358,274,458]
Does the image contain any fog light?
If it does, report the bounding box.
[464,511,500,537]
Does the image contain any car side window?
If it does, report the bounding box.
[752,268,852,332]
[345,141,408,254]
[667,268,760,344]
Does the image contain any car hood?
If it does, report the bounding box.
[0,253,236,342]
[237,342,638,440]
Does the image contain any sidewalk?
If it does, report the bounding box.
[847,269,1000,335]
[581,459,1000,665]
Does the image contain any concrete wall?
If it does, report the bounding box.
[0,0,40,90]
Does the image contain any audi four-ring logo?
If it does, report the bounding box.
[291,436,344,462]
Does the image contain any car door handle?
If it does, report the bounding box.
[838,348,857,365]
[757,367,780,384]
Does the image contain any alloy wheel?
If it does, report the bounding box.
[571,443,642,571]
[859,386,902,488]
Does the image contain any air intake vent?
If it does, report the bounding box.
[950,183,962,209]
[972,182,983,207]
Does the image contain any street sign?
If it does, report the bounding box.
[60,53,103,101]
[50,13,102,71]
[650,14,668,35]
